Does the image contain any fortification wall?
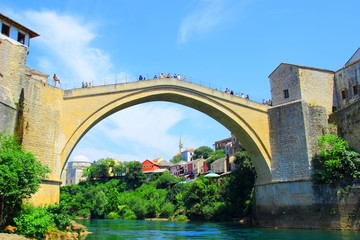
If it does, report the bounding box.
[1,35,64,205]
[269,100,328,181]
[255,181,360,230]
[0,36,27,134]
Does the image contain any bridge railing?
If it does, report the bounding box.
[51,73,243,96]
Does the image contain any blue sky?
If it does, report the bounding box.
[2,0,360,163]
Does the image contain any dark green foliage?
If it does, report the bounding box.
[123,161,147,190]
[193,146,214,160]
[206,149,226,168]
[14,204,73,239]
[0,134,49,227]
[312,134,360,187]
[46,204,72,231]
[83,158,116,181]
[221,150,256,218]
[14,205,55,239]
[171,154,184,164]
[153,171,180,189]
[60,149,257,222]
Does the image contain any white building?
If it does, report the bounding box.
[64,161,91,185]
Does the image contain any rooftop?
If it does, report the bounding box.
[0,13,39,38]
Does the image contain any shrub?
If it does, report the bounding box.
[0,134,49,227]
[312,134,360,187]
[106,212,120,219]
[14,205,55,239]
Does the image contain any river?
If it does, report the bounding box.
[78,219,359,239]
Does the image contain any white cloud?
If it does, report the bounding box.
[21,10,128,86]
[103,103,185,154]
[178,0,229,44]
[71,154,90,162]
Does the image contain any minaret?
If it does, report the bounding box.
[179,136,183,153]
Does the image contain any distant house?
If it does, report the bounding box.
[181,148,196,162]
[142,159,160,172]
[0,13,39,47]
[141,158,170,176]
[189,158,208,176]
[210,156,235,174]
[214,134,240,156]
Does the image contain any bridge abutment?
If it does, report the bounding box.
[254,181,360,230]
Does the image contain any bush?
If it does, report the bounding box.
[106,211,120,219]
[312,134,360,187]
[0,134,49,227]
[14,205,55,239]
[46,205,71,231]
[173,215,188,222]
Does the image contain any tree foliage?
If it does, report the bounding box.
[206,149,226,168]
[83,158,116,181]
[193,146,214,160]
[0,134,49,227]
[171,154,184,164]
[60,149,257,222]
[312,134,360,187]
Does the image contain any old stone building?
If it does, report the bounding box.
[64,160,91,185]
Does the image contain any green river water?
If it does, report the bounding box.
[77,219,360,240]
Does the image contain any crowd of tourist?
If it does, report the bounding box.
[262,99,273,106]
[76,73,272,106]
[81,82,92,88]
[139,73,187,81]
[224,88,250,100]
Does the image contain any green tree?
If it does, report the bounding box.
[153,171,179,189]
[171,153,184,164]
[221,150,257,218]
[312,134,360,187]
[83,158,116,181]
[206,149,226,168]
[193,146,214,160]
[124,161,146,190]
[0,134,49,227]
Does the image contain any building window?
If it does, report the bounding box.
[353,84,358,95]
[17,31,25,44]
[1,23,10,36]
[283,89,289,99]
[341,89,347,100]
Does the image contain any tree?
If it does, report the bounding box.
[124,161,146,190]
[312,134,360,187]
[193,146,214,160]
[171,153,184,164]
[206,149,226,168]
[83,158,116,181]
[0,134,49,227]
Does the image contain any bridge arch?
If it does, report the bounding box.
[60,80,272,184]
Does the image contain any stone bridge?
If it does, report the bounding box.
[12,78,271,203]
[62,79,272,183]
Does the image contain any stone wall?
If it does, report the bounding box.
[269,63,334,115]
[329,99,360,153]
[255,181,360,230]
[269,101,323,181]
[0,36,27,134]
[333,60,360,109]
[269,64,301,106]
[1,34,64,205]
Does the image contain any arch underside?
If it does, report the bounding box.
[61,86,272,184]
